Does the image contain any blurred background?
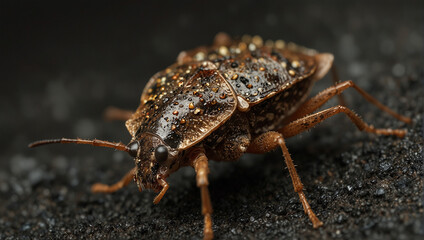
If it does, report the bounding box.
[1,0,423,239]
[1,0,423,149]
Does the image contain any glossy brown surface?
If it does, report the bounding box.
[126,62,237,149]
[126,36,318,150]
[180,37,317,105]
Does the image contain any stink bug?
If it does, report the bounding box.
[29,33,411,240]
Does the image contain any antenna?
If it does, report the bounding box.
[28,138,130,153]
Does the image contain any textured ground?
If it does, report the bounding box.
[1,1,423,239]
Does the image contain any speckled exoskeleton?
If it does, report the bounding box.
[29,33,411,240]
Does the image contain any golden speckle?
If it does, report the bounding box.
[172,75,178,80]
[180,119,186,124]
[171,124,176,131]
[281,62,287,68]
[231,74,239,80]
[289,69,296,76]
[247,84,253,89]
[248,43,256,51]
[291,60,300,68]
[189,103,195,109]
[219,93,227,99]
[154,105,158,110]
[178,81,184,87]
[209,53,217,60]
[275,40,285,49]
[259,67,266,71]
[194,52,205,61]
[194,108,201,115]
[211,99,217,105]
[218,46,229,56]
[147,88,153,94]
[160,87,165,91]
[172,110,179,115]
[255,76,260,82]
[173,102,179,105]
[211,87,219,93]
[238,42,247,51]
[252,35,263,47]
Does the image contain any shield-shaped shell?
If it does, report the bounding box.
[126,35,321,150]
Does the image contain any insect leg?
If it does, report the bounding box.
[104,106,133,121]
[280,105,407,138]
[330,65,347,106]
[189,148,213,240]
[247,131,323,228]
[91,167,136,193]
[153,178,169,204]
[284,80,411,124]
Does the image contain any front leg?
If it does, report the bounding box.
[189,148,214,240]
[91,167,136,193]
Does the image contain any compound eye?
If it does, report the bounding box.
[127,141,139,157]
[154,145,168,162]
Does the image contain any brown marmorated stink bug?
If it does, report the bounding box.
[29,33,411,239]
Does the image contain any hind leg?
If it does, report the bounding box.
[104,106,133,121]
[280,105,407,138]
[284,80,411,124]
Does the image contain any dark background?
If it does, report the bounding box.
[1,0,423,239]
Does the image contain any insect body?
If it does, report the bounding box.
[29,33,411,240]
